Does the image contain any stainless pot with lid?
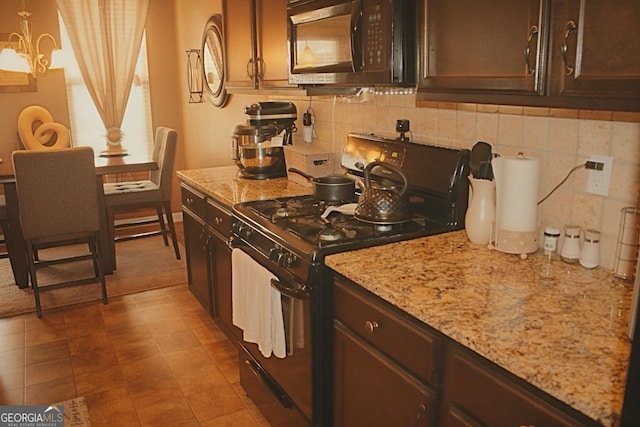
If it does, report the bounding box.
[354,161,412,224]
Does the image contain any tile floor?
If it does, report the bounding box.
[0,284,271,426]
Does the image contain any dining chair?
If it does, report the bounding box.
[0,195,8,259]
[12,147,108,317]
[103,127,181,268]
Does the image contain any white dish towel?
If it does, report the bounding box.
[232,248,286,358]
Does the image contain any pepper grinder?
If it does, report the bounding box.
[579,229,600,269]
[560,224,581,264]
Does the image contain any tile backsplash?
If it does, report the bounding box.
[276,93,640,271]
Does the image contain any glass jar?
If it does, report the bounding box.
[543,226,560,256]
[560,224,581,264]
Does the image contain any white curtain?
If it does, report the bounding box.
[56,0,149,154]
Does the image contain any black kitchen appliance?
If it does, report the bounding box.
[230,133,470,426]
[287,0,417,88]
[232,101,297,179]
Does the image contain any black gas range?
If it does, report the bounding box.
[230,133,470,427]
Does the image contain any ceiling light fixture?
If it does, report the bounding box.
[0,1,64,77]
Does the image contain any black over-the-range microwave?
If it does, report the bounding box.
[287,0,417,88]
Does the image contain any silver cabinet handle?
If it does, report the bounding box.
[246,57,265,80]
[561,20,577,75]
[185,197,194,205]
[524,25,538,75]
[365,320,379,334]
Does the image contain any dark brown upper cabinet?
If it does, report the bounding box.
[419,0,547,96]
[418,0,640,111]
[548,0,640,108]
[222,0,298,92]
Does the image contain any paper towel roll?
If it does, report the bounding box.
[494,154,539,232]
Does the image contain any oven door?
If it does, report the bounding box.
[232,247,313,424]
[288,0,363,76]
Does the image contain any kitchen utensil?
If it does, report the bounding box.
[320,203,357,219]
[470,141,492,178]
[477,160,494,180]
[354,161,412,224]
[288,168,355,202]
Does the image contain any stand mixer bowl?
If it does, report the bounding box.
[232,124,286,178]
[239,143,284,171]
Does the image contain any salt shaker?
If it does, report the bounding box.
[579,229,600,269]
[560,224,581,264]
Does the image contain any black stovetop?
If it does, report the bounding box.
[233,195,449,258]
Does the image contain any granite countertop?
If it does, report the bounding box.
[325,230,633,426]
[177,166,311,207]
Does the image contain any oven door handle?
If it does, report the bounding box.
[270,278,309,300]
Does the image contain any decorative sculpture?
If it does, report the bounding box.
[18,105,70,150]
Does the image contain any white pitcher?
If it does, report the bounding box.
[465,177,495,245]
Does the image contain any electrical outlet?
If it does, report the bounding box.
[586,155,613,196]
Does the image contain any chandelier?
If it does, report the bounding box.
[0,1,64,77]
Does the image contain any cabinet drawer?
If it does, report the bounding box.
[442,346,590,427]
[181,184,206,218]
[334,278,441,386]
[205,199,232,238]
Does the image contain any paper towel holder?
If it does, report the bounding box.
[489,153,540,259]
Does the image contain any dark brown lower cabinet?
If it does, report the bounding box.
[440,343,599,427]
[333,321,436,427]
[208,222,240,340]
[181,183,240,341]
[182,185,212,314]
[183,209,211,313]
[333,277,439,427]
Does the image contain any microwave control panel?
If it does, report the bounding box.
[363,1,389,71]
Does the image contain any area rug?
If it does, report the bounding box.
[0,236,186,318]
[52,396,92,427]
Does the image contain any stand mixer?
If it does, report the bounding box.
[232,102,297,179]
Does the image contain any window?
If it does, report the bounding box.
[58,12,153,159]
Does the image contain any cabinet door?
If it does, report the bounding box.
[333,321,436,427]
[439,345,595,427]
[549,0,640,104]
[209,230,241,341]
[223,0,255,89]
[183,209,212,315]
[223,0,294,90]
[256,0,296,88]
[419,0,547,95]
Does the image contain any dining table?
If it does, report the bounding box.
[0,151,158,289]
